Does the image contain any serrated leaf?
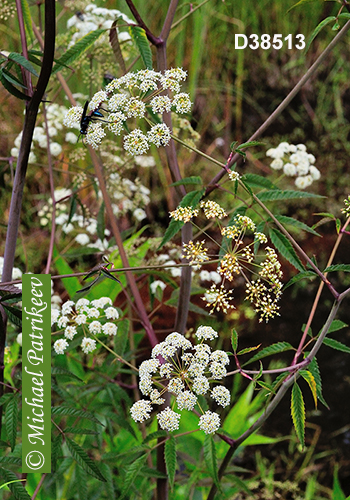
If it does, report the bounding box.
[142,430,167,444]
[299,370,317,408]
[242,173,279,191]
[0,469,30,499]
[66,437,106,482]
[140,466,168,479]
[323,338,350,354]
[326,319,348,334]
[237,344,261,356]
[120,455,146,499]
[257,380,275,392]
[75,463,88,500]
[165,436,176,490]
[63,427,98,435]
[52,29,105,74]
[52,405,103,425]
[170,176,203,187]
[284,270,317,289]
[158,219,184,249]
[1,68,27,89]
[237,140,265,149]
[324,264,350,273]
[269,227,305,271]
[243,342,294,366]
[0,69,30,100]
[204,435,220,490]
[257,189,322,202]
[2,304,22,327]
[231,328,238,353]
[272,215,320,236]
[129,26,153,70]
[51,367,84,381]
[291,382,305,448]
[5,396,18,451]
[8,52,39,77]
[304,16,336,53]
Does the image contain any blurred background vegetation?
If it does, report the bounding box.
[1,0,350,498]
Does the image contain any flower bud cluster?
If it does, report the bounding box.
[52,297,119,355]
[64,68,191,153]
[130,326,231,434]
[266,142,320,189]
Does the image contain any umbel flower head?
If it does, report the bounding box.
[63,68,191,153]
[129,326,231,434]
[266,142,320,189]
[52,297,120,355]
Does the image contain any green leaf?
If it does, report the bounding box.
[332,464,346,500]
[20,0,34,42]
[1,304,22,327]
[129,26,153,70]
[269,227,305,271]
[287,0,318,13]
[324,264,350,273]
[5,395,18,451]
[299,370,317,408]
[51,367,84,381]
[53,246,81,298]
[241,173,279,191]
[0,469,31,500]
[304,16,336,53]
[170,176,203,187]
[63,427,98,435]
[323,338,350,354]
[204,435,220,490]
[52,29,105,74]
[243,342,294,366]
[257,189,322,202]
[114,318,129,357]
[291,382,305,448]
[0,68,30,100]
[158,219,184,249]
[237,344,261,356]
[164,436,176,490]
[8,52,39,77]
[323,319,348,335]
[1,68,27,89]
[284,270,317,289]
[308,357,329,409]
[272,215,320,236]
[120,455,146,499]
[142,431,167,444]
[66,437,106,482]
[52,405,103,425]
[237,140,265,149]
[231,328,238,353]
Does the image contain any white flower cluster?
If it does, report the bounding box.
[64,68,191,152]
[52,297,119,355]
[66,4,133,48]
[130,326,231,434]
[11,103,68,163]
[266,142,320,189]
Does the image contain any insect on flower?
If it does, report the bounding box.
[78,101,109,142]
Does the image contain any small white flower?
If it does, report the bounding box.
[211,386,230,407]
[75,314,87,325]
[87,307,100,318]
[177,391,197,411]
[102,322,118,336]
[50,142,62,156]
[76,298,90,309]
[195,325,218,341]
[283,162,297,176]
[16,333,22,346]
[192,376,210,395]
[81,337,97,353]
[105,307,119,319]
[61,300,75,316]
[270,158,284,170]
[150,280,166,294]
[64,325,77,340]
[51,309,60,326]
[57,316,69,329]
[309,166,321,180]
[157,407,181,431]
[54,338,69,355]
[130,400,152,422]
[198,410,221,434]
[133,208,147,221]
[75,233,90,245]
[88,321,102,334]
